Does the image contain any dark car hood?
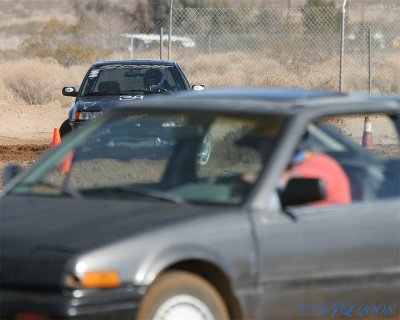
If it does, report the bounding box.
[74,95,145,112]
[0,195,215,288]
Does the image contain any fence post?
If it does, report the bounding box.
[368,27,372,93]
[168,0,173,60]
[129,35,134,59]
[160,27,164,60]
[339,0,347,93]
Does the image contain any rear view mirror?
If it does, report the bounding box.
[62,86,78,97]
[280,177,326,207]
[2,164,24,187]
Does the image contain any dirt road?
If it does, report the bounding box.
[0,103,67,181]
[0,143,49,171]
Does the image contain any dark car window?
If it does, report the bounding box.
[80,65,187,96]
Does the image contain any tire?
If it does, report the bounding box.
[59,119,72,138]
[137,271,230,320]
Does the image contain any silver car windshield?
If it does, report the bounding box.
[10,111,287,205]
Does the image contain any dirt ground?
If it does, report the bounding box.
[0,104,398,185]
[0,104,67,181]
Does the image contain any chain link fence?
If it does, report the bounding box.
[171,7,400,93]
[0,1,399,107]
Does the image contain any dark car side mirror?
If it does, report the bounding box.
[280,177,326,207]
[192,85,205,91]
[62,86,78,97]
[2,164,24,187]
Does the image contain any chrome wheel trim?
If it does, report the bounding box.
[153,294,215,320]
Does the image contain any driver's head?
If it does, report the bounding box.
[144,69,163,88]
[236,125,280,164]
[289,132,313,167]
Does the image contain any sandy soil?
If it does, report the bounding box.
[0,104,67,145]
[0,104,68,179]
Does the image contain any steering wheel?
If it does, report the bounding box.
[216,174,253,196]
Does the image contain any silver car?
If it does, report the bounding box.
[1,88,399,320]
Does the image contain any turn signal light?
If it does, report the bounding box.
[81,271,121,288]
[15,313,48,320]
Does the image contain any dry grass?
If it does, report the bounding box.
[176,51,400,92]
[0,58,87,107]
[0,50,399,111]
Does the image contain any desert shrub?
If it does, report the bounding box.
[0,78,24,106]
[22,18,112,66]
[177,51,279,87]
[1,59,87,105]
[0,48,398,109]
[2,63,53,105]
[301,0,342,35]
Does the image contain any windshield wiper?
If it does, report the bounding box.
[122,89,170,95]
[82,185,185,204]
[81,92,120,97]
[17,181,82,199]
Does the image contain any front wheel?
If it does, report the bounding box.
[59,119,72,138]
[137,271,229,320]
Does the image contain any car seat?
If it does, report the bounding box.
[163,80,176,91]
[376,159,400,198]
[143,69,163,87]
[340,164,375,202]
[98,81,121,94]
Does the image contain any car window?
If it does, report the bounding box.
[10,111,287,206]
[325,113,400,202]
[282,113,400,207]
[197,119,263,178]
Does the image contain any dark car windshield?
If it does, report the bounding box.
[10,111,287,205]
[80,64,187,96]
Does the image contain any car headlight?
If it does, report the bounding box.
[73,111,103,121]
[64,270,121,289]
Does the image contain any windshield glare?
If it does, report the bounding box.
[10,112,286,205]
[81,65,186,96]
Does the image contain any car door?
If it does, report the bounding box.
[254,112,400,320]
[255,202,399,319]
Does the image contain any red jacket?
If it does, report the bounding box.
[288,153,352,206]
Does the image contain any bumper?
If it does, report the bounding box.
[1,286,145,319]
[70,121,87,130]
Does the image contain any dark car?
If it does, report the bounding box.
[1,88,400,320]
[60,59,204,136]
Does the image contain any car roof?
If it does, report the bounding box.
[91,59,178,68]
[111,87,400,116]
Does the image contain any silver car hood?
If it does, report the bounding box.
[0,195,217,288]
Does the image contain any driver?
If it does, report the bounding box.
[280,134,352,206]
[143,69,165,91]
[240,127,352,207]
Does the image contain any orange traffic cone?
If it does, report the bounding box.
[60,151,74,173]
[361,116,373,150]
[51,128,73,173]
[52,128,61,147]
